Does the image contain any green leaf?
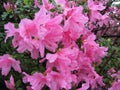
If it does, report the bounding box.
[17,88,23,90]
[50,9,56,12]
[112,46,120,51]
[1,12,8,20]
[16,80,21,87]
[23,0,32,5]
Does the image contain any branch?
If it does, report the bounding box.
[102,35,120,38]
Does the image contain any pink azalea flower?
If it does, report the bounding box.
[46,71,70,90]
[3,2,16,11]
[111,71,120,79]
[46,47,79,88]
[19,18,38,41]
[109,80,120,90]
[28,72,49,90]
[44,47,81,89]
[108,70,120,90]
[46,46,79,70]
[3,2,11,11]
[81,31,108,63]
[16,40,33,53]
[4,21,33,53]
[108,68,116,75]
[74,50,105,89]
[33,9,63,57]
[4,22,17,42]
[88,0,105,11]
[63,6,88,40]
[43,15,63,51]
[34,6,50,25]
[0,54,21,76]
[88,0,108,27]
[22,72,30,84]
[4,75,15,90]
[90,74,105,89]
[89,10,102,22]
[4,22,22,49]
[22,72,33,90]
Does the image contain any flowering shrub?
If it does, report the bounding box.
[0,0,120,90]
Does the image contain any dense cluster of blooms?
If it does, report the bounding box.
[108,68,120,90]
[3,0,119,90]
[87,0,120,36]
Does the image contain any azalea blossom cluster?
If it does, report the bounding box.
[108,68,120,90]
[2,0,110,90]
[87,0,120,36]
